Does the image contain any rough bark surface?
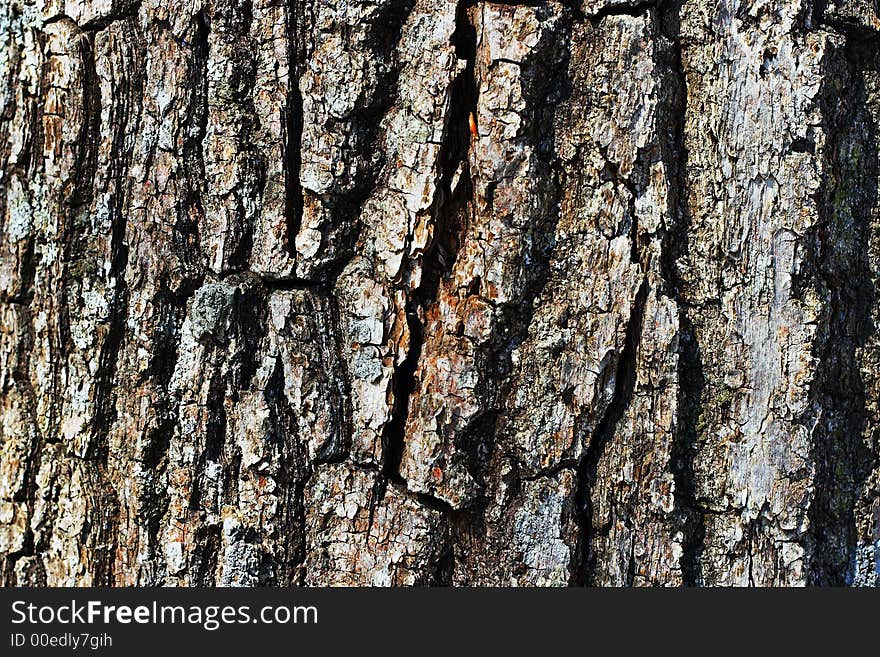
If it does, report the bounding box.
[1,0,879,586]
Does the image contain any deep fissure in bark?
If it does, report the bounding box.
[264,354,309,584]
[72,31,126,463]
[181,9,210,262]
[284,2,305,260]
[381,299,423,484]
[670,315,707,585]
[572,276,649,585]
[659,0,706,587]
[212,1,260,274]
[325,292,355,463]
[380,1,480,487]
[567,4,678,586]
[137,12,212,577]
[803,31,877,584]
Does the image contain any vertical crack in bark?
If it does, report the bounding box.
[381,302,423,484]
[747,521,755,587]
[660,0,706,586]
[79,31,114,461]
[222,0,259,273]
[423,0,478,298]
[70,22,139,583]
[626,530,637,586]
[79,30,119,584]
[285,2,305,260]
[572,276,649,585]
[374,5,482,580]
[263,350,306,584]
[138,12,211,575]
[803,27,877,584]
[182,9,210,263]
[381,1,479,487]
[670,313,707,586]
[432,528,457,585]
[320,289,355,463]
[567,3,691,586]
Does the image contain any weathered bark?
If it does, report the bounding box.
[1,0,878,586]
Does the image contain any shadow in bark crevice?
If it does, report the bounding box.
[804,33,878,585]
[658,0,708,587]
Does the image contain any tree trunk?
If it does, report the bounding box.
[1,0,879,587]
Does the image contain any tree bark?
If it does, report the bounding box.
[1,0,879,586]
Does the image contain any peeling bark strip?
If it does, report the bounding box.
[1,0,879,587]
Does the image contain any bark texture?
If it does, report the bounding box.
[1,0,879,586]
